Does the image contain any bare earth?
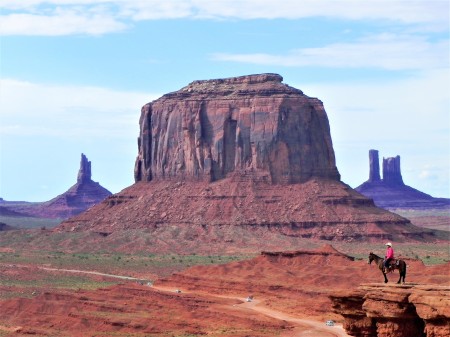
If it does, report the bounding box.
[1,244,448,336]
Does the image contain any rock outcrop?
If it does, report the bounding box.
[134,73,340,184]
[77,153,92,184]
[13,154,112,219]
[55,75,441,246]
[38,154,112,218]
[356,150,450,209]
[368,149,381,183]
[382,155,404,186]
[330,283,450,337]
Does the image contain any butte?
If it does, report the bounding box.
[55,74,437,252]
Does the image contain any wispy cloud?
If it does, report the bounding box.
[0,79,157,138]
[1,0,448,36]
[0,5,127,35]
[211,34,449,70]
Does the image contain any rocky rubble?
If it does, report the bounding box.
[56,177,438,245]
[330,283,450,337]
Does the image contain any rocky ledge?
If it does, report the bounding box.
[330,283,450,337]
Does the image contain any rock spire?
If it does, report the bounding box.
[356,150,450,209]
[368,149,381,182]
[77,153,92,184]
[5,153,112,219]
[382,155,404,186]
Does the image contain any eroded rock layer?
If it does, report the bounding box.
[134,73,340,184]
[330,284,450,337]
[56,177,437,246]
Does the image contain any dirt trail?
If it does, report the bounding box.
[36,267,350,337]
[241,300,349,337]
[40,266,148,281]
[152,285,350,337]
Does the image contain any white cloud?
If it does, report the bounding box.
[0,6,127,35]
[0,79,158,138]
[418,168,438,180]
[0,0,448,36]
[211,34,449,70]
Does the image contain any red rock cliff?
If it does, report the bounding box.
[330,283,450,337]
[134,73,340,184]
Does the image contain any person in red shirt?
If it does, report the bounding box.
[384,242,394,272]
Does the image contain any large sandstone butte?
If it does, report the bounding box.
[10,154,112,219]
[57,74,438,247]
[134,73,340,184]
[356,150,450,209]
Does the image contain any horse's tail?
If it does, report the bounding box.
[403,261,407,277]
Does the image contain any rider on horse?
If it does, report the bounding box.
[384,242,394,272]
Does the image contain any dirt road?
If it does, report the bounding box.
[152,285,350,337]
[40,266,148,281]
[37,266,350,337]
[240,299,349,337]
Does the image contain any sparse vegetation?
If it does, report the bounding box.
[0,250,247,277]
[0,216,62,229]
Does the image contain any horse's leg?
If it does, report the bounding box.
[383,271,388,283]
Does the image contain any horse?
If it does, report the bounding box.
[368,252,407,284]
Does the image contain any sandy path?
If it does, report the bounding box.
[35,267,350,337]
[152,285,350,337]
[240,300,349,337]
[40,266,147,281]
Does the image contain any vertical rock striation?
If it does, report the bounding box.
[77,153,92,184]
[382,155,404,186]
[368,149,381,182]
[134,73,340,184]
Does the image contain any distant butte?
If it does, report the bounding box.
[356,149,450,209]
[6,154,111,219]
[57,74,438,246]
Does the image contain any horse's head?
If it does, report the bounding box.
[368,252,374,264]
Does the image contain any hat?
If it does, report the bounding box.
[385,242,392,246]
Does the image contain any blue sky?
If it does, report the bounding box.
[1,0,449,201]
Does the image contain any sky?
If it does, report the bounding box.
[0,0,449,202]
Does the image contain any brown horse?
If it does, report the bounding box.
[368,252,407,284]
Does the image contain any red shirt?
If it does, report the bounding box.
[385,247,394,259]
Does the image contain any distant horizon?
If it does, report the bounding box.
[1,0,448,201]
[0,143,448,203]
